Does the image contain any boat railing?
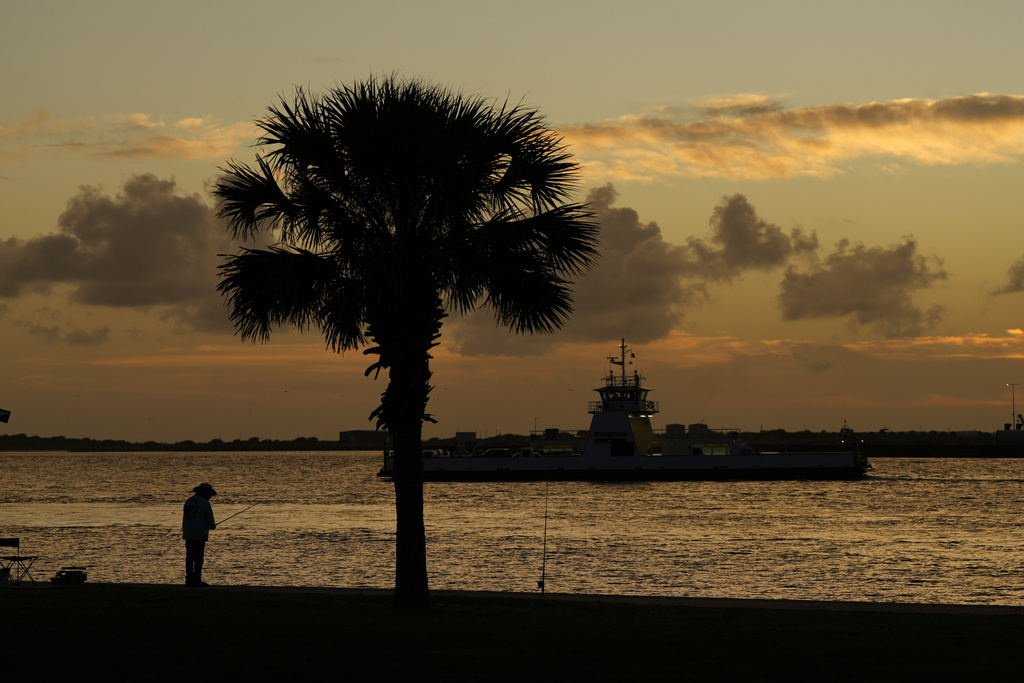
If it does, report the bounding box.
[589,400,659,414]
[603,373,643,388]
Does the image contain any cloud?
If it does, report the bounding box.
[564,93,1024,181]
[679,194,818,281]
[449,186,813,356]
[0,111,254,166]
[992,255,1024,295]
[67,326,111,346]
[562,184,706,340]
[0,174,234,340]
[843,330,1024,361]
[19,321,61,344]
[779,238,947,338]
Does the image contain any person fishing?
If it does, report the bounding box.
[182,482,217,587]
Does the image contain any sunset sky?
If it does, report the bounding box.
[4,1,1024,443]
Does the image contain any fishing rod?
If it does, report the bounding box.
[215,502,260,527]
[538,481,549,594]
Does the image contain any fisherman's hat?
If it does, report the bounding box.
[193,482,217,496]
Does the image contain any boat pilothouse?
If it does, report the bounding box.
[590,339,658,417]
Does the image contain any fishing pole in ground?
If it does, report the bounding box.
[538,480,549,594]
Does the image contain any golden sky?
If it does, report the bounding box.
[3,1,1024,441]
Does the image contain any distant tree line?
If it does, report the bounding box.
[0,433,383,452]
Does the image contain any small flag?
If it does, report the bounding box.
[0,409,10,423]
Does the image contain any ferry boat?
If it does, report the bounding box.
[378,340,869,481]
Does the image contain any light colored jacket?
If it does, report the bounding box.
[182,494,216,540]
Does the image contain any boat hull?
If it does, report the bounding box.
[409,467,865,482]
[379,452,868,482]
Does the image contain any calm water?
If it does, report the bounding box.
[1,451,1022,605]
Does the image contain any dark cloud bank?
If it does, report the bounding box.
[779,239,946,338]
[0,174,232,343]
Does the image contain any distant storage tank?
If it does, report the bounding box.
[688,423,712,437]
[665,423,686,437]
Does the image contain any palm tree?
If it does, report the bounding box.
[213,75,599,608]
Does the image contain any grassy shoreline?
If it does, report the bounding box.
[4,584,1023,681]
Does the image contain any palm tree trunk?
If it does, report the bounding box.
[391,415,428,608]
[373,289,443,609]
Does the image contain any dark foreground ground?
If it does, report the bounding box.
[3,584,1023,681]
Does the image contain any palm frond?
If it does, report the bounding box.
[213,157,294,241]
[217,247,344,343]
[484,267,575,334]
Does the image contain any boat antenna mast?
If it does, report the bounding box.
[608,338,629,385]
[607,338,640,386]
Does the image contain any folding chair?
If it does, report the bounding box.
[0,538,37,586]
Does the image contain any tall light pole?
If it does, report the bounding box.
[1008,383,1018,429]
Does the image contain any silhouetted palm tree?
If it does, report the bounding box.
[214,76,599,608]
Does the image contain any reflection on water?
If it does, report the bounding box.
[1,451,1022,605]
